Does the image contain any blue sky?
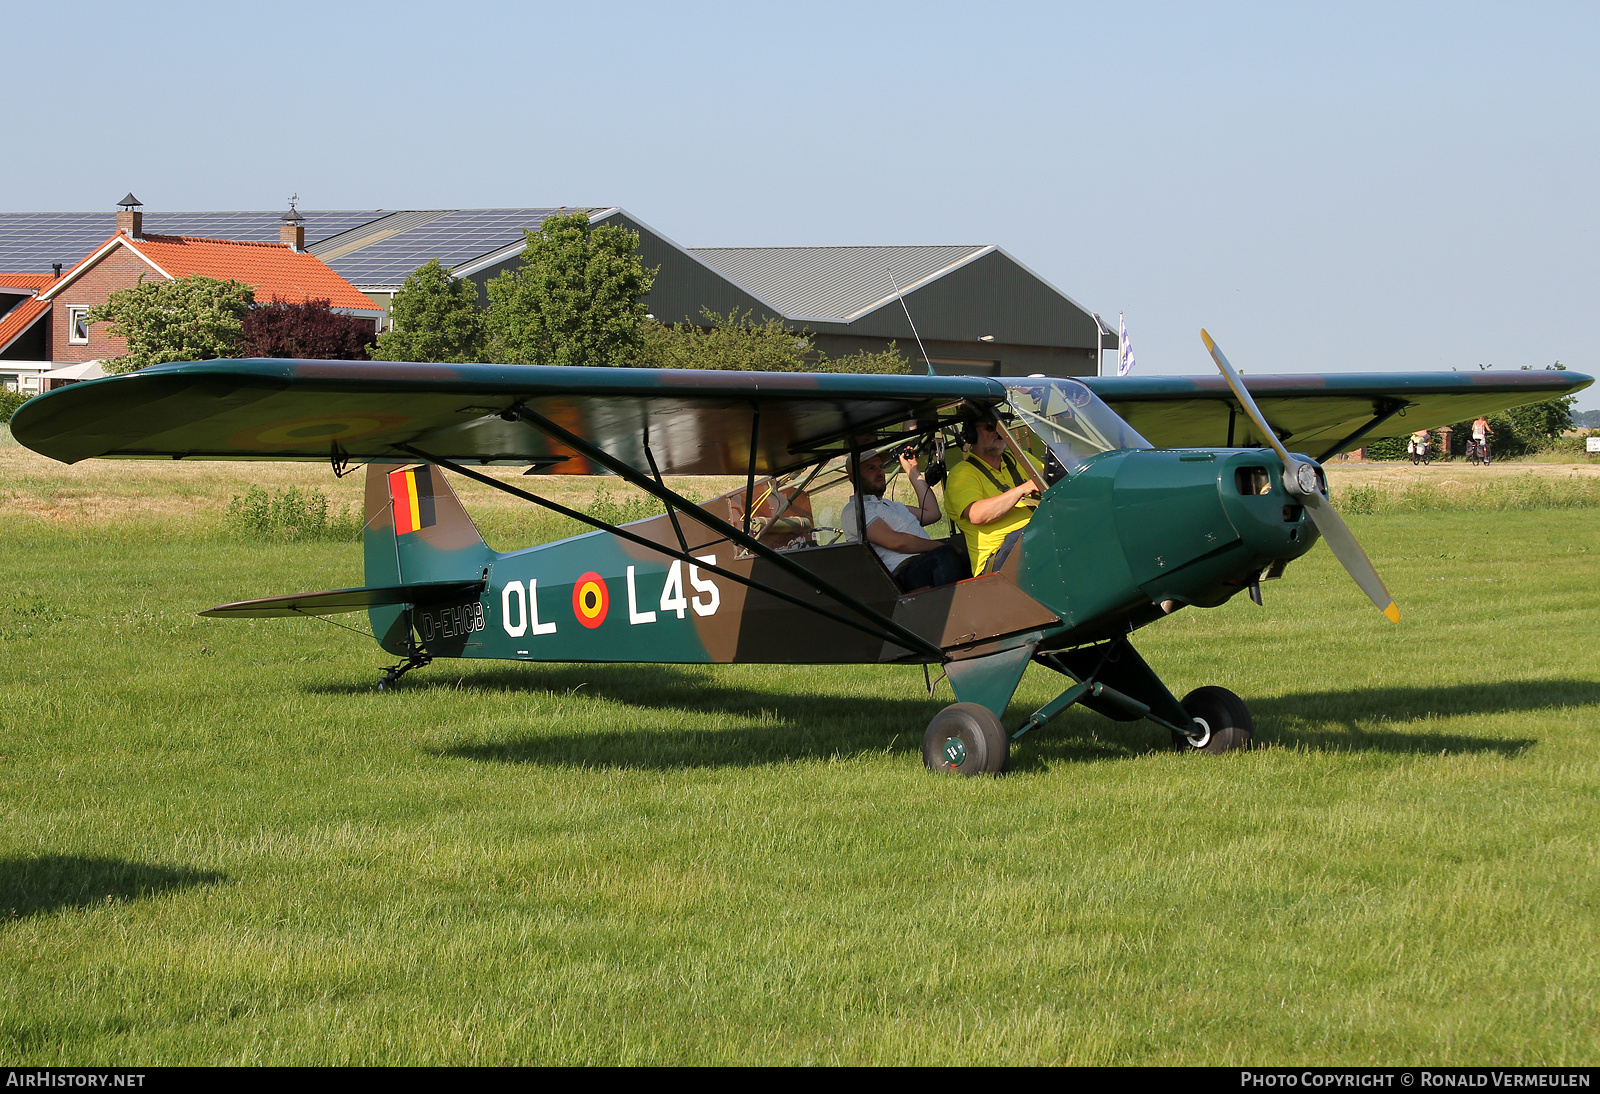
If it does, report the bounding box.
[11,1,1597,408]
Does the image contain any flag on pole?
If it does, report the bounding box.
[1117,313,1136,376]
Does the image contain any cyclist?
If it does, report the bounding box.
[1470,416,1494,464]
[1408,429,1431,465]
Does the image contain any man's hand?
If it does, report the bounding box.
[962,480,1039,526]
[899,451,943,524]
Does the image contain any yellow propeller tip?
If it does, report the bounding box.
[1383,602,1401,623]
[1201,329,1215,350]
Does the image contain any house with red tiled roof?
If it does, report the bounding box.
[0,275,54,352]
[0,273,61,391]
[0,197,379,386]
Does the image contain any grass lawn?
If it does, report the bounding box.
[1,438,1597,1064]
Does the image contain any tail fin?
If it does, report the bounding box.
[364,463,492,653]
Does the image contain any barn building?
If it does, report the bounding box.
[0,201,1116,382]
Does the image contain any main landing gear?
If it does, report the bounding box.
[920,640,1254,775]
[1172,685,1254,753]
[922,703,1010,775]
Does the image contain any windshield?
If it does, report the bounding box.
[1001,377,1151,478]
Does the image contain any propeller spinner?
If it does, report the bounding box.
[1201,329,1401,623]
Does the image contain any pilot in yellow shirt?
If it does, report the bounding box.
[943,422,1042,575]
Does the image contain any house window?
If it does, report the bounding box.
[68,307,91,344]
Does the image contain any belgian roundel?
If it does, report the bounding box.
[572,572,609,628]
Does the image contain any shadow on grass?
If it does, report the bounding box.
[414,664,1581,771]
[1243,678,1596,755]
[1020,680,1570,765]
[424,664,932,769]
[0,855,225,920]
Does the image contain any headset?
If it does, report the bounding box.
[959,407,1011,446]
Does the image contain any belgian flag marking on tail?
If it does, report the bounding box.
[389,466,436,535]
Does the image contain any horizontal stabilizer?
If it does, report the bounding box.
[199,580,484,619]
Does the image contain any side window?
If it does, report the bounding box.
[68,307,91,344]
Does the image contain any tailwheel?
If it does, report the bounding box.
[1173,685,1254,754]
[923,702,1010,776]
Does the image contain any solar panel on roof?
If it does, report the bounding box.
[320,208,568,287]
[0,207,592,288]
[0,211,386,272]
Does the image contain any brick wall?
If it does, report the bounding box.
[50,243,167,363]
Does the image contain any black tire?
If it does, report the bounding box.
[922,702,1009,776]
[1172,686,1254,754]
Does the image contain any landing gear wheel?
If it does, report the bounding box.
[1173,686,1253,754]
[922,702,1010,776]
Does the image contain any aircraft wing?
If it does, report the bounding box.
[11,358,1002,477]
[14,359,1591,473]
[1081,371,1593,458]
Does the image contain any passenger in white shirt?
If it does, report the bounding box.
[842,448,967,592]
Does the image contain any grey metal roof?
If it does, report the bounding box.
[687,244,993,323]
[0,211,386,271]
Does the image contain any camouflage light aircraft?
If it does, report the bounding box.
[12,334,1590,774]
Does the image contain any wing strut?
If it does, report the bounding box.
[1313,398,1408,463]
[399,445,948,662]
[504,406,952,661]
[643,442,690,554]
[743,406,760,537]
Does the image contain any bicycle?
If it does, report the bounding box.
[1408,437,1432,466]
[1465,439,1493,466]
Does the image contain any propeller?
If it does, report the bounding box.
[1201,330,1401,623]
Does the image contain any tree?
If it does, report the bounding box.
[85,275,254,373]
[0,389,30,423]
[636,308,911,374]
[484,212,656,367]
[374,259,485,363]
[637,309,811,371]
[815,344,913,374]
[238,299,376,360]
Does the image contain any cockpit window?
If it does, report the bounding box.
[1001,377,1151,478]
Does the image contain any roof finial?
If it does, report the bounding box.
[281,194,305,224]
[117,193,142,210]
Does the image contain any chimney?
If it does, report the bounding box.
[52,263,62,280]
[280,197,305,253]
[116,193,143,238]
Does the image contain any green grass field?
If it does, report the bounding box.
[1,440,1597,1064]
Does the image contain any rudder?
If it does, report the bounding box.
[364,463,492,653]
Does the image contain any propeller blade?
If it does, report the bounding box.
[1200,329,1400,623]
[1301,492,1402,622]
[1201,329,1293,466]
